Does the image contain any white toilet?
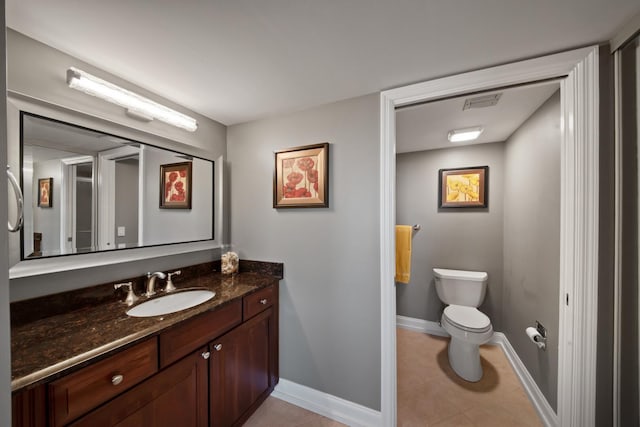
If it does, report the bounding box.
[433,268,493,382]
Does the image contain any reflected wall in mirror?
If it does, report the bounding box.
[21,112,214,260]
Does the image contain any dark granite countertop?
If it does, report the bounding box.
[11,264,281,392]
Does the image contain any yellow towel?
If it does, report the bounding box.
[395,225,412,284]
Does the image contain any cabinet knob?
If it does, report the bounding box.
[259,299,268,305]
[214,343,223,351]
[201,351,211,360]
[111,374,124,386]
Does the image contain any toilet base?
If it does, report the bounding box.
[448,337,483,382]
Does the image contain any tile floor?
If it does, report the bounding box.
[243,396,346,427]
[245,328,542,426]
[397,327,543,427]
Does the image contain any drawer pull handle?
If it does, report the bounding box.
[259,299,268,305]
[201,351,211,360]
[111,374,124,386]
[214,344,223,352]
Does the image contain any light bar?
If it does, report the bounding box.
[66,67,198,132]
[447,126,483,143]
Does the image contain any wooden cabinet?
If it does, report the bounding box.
[48,339,158,427]
[12,385,46,427]
[12,283,278,427]
[210,284,279,427]
[159,300,242,368]
[70,348,208,427]
[210,308,274,427]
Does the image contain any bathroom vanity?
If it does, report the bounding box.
[10,261,281,427]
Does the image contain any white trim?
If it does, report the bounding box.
[396,316,558,427]
[396,315,447,337]
[8,240,220,279]
[272,379,382,427]
[557,49,600,427]
[379,92,397,427]
[380,46,601,427]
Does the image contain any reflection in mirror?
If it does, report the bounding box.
[21,112,214,260]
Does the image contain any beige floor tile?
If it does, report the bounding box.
[431,413,475,427]
[243,397,347,427]
[397,328,542,427]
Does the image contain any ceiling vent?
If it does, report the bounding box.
[463,93,502,110]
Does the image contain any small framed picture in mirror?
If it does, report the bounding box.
[37,177,53,208]
[160,162,192,209]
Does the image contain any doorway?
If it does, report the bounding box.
[394,82,561,425]
[61,156,96,254]
[380,46,602,427]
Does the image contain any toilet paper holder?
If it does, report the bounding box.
[526,321,547,350]
[535,321,547,339]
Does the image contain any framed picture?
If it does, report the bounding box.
[37,178,53,208]
[438,166,488,209]
[274,142,329,208]
[160,162,192,209]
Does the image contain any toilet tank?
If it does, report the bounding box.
[433,268,488,307]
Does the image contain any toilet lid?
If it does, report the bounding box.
[443,305,491,332]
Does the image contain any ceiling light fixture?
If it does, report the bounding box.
[447,126,484,143]
[66,67,198,132]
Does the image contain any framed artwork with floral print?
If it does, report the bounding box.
[438,166,488,209]
[38,177,53,208]
[160,162,192,209]
[274,142,329,208]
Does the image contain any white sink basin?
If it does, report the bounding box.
[126,289,215,317]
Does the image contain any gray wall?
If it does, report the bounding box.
[7,29,226,301]
[1,2,13,423]
[141,149,213,245]
[7,29,224,155]
[227,94,381,410]
[502,90,560,410]
[32,159,62,254]
[395,143,505,330]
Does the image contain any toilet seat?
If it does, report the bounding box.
[443,305,491,333]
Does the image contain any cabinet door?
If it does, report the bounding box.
[210,308,272,427]
[71,348,209,427]
[12,385,46,427]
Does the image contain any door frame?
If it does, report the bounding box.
[379,46,601,427]
[60,155,96,254]
[96,145,140,251]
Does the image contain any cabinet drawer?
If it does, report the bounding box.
[243,286,275,320]
[159,299,242,368]
[48,338,158,427]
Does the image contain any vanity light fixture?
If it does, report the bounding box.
[447,126,484,143]
[66,67,198,132]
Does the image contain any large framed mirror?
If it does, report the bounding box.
[7,94,220,278]
[20,112,214,259]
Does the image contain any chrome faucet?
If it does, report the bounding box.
[145,271,166,297]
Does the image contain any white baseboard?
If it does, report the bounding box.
[396,315,448,337]
[272,378,382,427]
[397,315,558,427]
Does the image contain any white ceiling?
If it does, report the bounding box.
[396,82,560,153]
[24,115,125,156]
[6,1,640,126]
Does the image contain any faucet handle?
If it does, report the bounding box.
[114,282,139,306]
[165,270,182,292]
